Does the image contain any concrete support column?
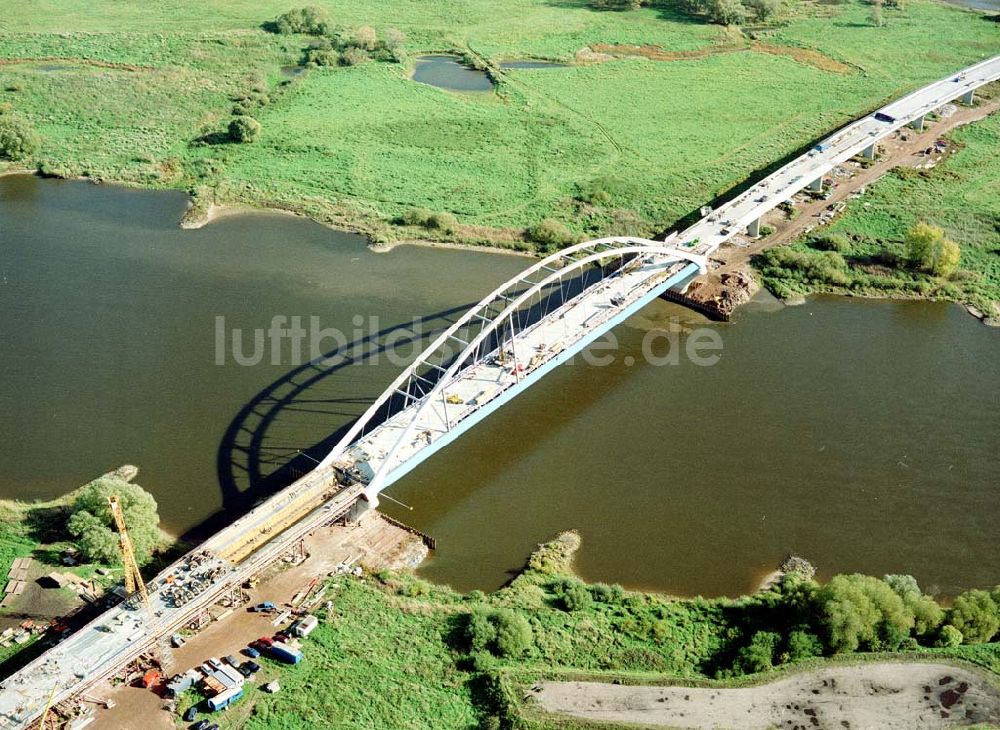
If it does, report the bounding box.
[747,217,760,238]
[862,143,876,160]
[961,89,975,106]
[909,115,925,132]
[808,176,823,193]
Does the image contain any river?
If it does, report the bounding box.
[1,175,997,597]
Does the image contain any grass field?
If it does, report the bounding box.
[756,101,1000,317]
[1,0,998,247]
[192,533,1000,729]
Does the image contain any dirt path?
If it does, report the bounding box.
[685,93,1000,315]
[534,662,1000,729]
[84,511,427,730]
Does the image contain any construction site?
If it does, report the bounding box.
[0,495,429,730]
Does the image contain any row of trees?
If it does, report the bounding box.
[588,0,782,25]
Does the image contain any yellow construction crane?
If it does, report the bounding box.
[108,495,152,618]
[38,683,57,730]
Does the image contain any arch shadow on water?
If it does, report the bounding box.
[204,304,476,534]
[188,260,611,544]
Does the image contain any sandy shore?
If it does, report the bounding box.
[534,662,1000,729]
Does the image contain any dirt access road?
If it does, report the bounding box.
[85,511,427,730]
[685,91,1000,317]
[535,662,1000,729]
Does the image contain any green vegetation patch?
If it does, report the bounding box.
[1,0,998,248]
[206,532,1000,729]
[756,101,1000,317]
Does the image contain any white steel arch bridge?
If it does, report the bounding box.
[2,55,999,730]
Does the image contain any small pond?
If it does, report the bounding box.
[412,55,493,92]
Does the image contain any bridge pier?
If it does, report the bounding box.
[861,143,876,161]
[909,114,926,132]
[961,89,975,106]
[747,217,760,238]
[807,176,823,193]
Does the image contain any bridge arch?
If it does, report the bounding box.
[317,236,705,503]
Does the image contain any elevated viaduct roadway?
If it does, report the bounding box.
[1,54,998,729]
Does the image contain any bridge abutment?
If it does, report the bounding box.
[746,217,760,237]
[961,89,975,105]
[909,114,926,132]
[861,143,876,160]
[807,176,823,193]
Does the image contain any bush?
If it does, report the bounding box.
[493,609,533,657]
[339,47,370,67]
[270,6,333,35]
[591,582,625,604]
[735,631,781,674]
[525,219,575,251]
[935,624,963,648]
[0,114,42,160]
[786,629,824,662]
[812,233,851,253]
[589,0,642,11]
[556,580,593,612]
[466,608,533,658]
[948,589,1000,644]
[426,212,457,234]
[348,26,378,51]
[401,207,432,226]
[67,478,160,566]
[228,116,261,143]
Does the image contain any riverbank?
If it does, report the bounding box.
[685,84,1000,324]
[139,531,1000,729]
[1,0,998,251]
[745,86,1000,326]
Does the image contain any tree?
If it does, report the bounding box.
[905,222,961,277]
[228,116,261,143]
[466,608,533,658]
[493,609,533,657]
[818,574,914,653]
[743,0,781,22]
[67,477,160,566]
[870,0,885,27]
[948,589,1000,644]
[935,624,963,648]
[349,26,378,51]
[271,6,333,35]
[707,0,747,25]
[884,575,944,638]
[0,114,42,160]
[735,631,781,674]
[786,629,824,661]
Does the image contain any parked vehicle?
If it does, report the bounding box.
[874,112,896,123]
[251,601,276,613]
[183,706,197,722]
[243,646,260,658]
[207,686,244,712]
[267,641,303,665]
[223,655,241,668]
[191,721,209,730]
[292,615,318,638]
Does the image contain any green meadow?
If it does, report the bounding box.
[1,0,998,247]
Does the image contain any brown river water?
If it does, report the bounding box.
[0,174,997,597]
